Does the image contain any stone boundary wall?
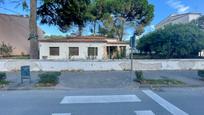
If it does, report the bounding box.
[0,59,204,72]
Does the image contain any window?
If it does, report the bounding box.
[49,47,59,56]
[88,47,98,56]
[69,47,79,56]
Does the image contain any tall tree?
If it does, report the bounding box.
[37,0,91,36]
[137,24,204,58]
[105,0,154,40]
[87,0,108,36]
[29,0,38,59]
[98,15,126,41]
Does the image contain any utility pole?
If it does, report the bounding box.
[29,0,38,59]
[130,34,136,81]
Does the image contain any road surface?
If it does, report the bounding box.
[0,88,204,115]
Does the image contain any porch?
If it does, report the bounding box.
[106,46,127,59]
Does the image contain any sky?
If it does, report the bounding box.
[0,0,204,38]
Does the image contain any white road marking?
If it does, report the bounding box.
[143,90,188,115]
[52,113,71,115]
[135,110,155,115]
[60,95,141,104]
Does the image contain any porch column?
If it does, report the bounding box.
[108,46,111,59]
[103,46,108,59]
[117,46,120,58]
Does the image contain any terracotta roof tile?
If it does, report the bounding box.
[107,42,128,44]
[39,38,107,43]
[39,36,129,44]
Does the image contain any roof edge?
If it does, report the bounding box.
[0,13,29,18]
[156,12,203,28]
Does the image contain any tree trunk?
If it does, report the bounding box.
[29,0,38,59]
[93,21,96,36]
[78,25,83,36]
[118,17,125,41]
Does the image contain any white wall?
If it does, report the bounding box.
[1,59,204,72]
[188,14,201,22]
[172,14,201,24]
[39,42,130,60]
[156,14,201,29]
[39,42,106,60]
[171,15,189,24]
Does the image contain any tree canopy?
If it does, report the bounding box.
[37,0,154,39]
[37,0,91,35]
[87,0,108,35]
[137,24,204,58]
[99,0,154,40]
[105,0,154,25]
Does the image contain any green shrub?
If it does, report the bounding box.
[0,42,13,57]
[135,71,144,81]
[0,72,6,81]
[38,72,61,85]
[198,70,204,78]
[52,72,61,76]
[0,80,9,85]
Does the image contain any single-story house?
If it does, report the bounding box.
[39,36,130,60]
[0,13,44,56]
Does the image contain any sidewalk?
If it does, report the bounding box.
[2,70,204,90]
[5,72,39,90]
[58,71,137,89]
[143,70,204,86]
[4,71,138,90]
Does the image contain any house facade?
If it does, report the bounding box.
[39,36,130,60]
[156,13,202,29]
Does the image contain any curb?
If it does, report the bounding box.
[138,84,204,89]
[1,84,204,91]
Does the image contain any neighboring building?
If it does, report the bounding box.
[0,13,44,56]
[39,36,130,60]
[156,13,204,57]
[156,13,202,29]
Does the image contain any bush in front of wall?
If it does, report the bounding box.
[38,72,61,86]
[135,71,144,82]
[0,72,6,81]
[0,42,13,57]
[198,70,204,78]
[0,72,9,87]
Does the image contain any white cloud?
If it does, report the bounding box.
[167,0,190,13]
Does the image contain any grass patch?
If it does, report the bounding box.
[37,72,61,87]
[134,71,185,86]
[1,55,30,59]
[136,79,185,85]
[0,80,9,85]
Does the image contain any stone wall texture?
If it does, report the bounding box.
[0,59,204,72]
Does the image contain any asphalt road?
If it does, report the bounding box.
[0,88,204,115]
